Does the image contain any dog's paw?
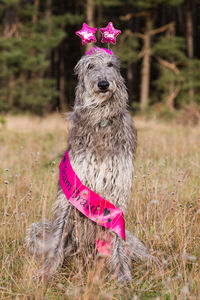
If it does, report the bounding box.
[32,268,52,284]
[117,272,132,285]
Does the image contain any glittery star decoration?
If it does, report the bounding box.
[99,22,121,44]
[75,23,97,45]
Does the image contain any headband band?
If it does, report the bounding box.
[86,47,113,56]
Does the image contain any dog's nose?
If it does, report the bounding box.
[98,80,109,91]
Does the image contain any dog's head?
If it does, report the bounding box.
[74,47,125,104]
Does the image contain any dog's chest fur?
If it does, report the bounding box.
[68,114,137,212]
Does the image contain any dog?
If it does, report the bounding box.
[26,47,151,283]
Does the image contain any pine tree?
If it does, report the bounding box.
[115,30,138,67]
[152,34,187,110]
[121,0,184,111]
[153,34,200,108]
[180,59,200,105]
[0,0,81,113]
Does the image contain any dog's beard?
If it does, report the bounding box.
[90,90,115,106]
[79,90,114,111]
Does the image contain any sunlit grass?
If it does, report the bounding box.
[0,114,199,299]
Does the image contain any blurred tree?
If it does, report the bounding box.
[115,29,138,104]
[153,33,200,108]
[184,0,195,58]
[86,0,95,52]
[180,59,200,105]
[152,34,187,110]
[184,0,196,103]
[0,0,81,113]
[121,0,184,111]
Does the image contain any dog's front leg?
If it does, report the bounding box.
[108,231,151,283]
[108,236,132,283]
[36,205,72,281]
[26,219,52,258]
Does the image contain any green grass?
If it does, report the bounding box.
[0,114,199,299]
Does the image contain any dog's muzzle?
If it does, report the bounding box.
[98,80,110,92]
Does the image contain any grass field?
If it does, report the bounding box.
[0,114,199,299]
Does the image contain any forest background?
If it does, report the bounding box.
[0,0,200,119]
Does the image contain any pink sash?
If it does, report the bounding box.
[59,150,125,242]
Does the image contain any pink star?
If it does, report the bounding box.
[99,22,121,44]
[75,23,97,45]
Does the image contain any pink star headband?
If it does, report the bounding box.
[75,22,121,45]
[100,22,121,44]
[75,23,97,45]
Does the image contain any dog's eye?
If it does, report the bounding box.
[88,63,94,70]
[107,62,113,67]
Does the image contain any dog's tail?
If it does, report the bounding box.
[26,220,52,258]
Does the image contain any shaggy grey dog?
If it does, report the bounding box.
[26,47,151,282]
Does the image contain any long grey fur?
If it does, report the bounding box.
[26,47,151,282]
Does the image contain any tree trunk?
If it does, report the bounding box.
[96,4,102,41]
[32,0,39,25]
[58,0,66,111]
[185,0,194,103]
[127,61,133,105]
[86,0,95,52]
[3,4,19,109]
[31,0,40,76]
[59,44,66,111]
[3,4,20,38]
[166,85,179,111]
[140,16,151,111]
[46,0,52,77]
[8,75,15,108]
[185,0,194,58]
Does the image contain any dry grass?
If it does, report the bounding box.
[0,114,199,299]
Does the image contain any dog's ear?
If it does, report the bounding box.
[74,61,80,77]
[74,57,85,79]
[113,55,121,71]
